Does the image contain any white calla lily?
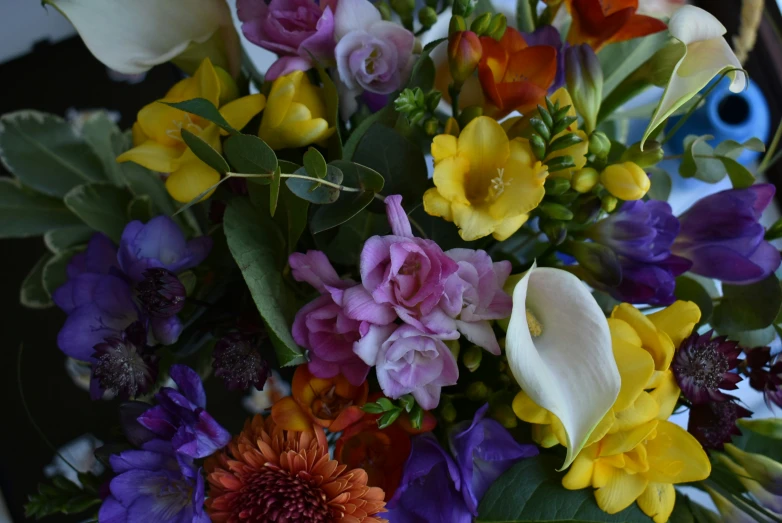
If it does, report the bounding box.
[45,0,237,75]
[505,264,620,469]
[641,5,747,147]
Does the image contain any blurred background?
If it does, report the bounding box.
[2,0,782,521]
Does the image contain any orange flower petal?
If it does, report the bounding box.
[331,405,367,433]
[271,396,312,432]
[607,13,668,46]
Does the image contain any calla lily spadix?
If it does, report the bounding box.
[641,5,747,147]
[505,263,620,469]
[44,0,239,75]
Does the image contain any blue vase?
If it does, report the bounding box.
[666,75,771,164]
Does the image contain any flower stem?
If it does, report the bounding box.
[759,118,782,173]
[448,83,461,120]
[226,172,362,193]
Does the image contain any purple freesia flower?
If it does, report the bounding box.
[118,216,212,283]
[98,439,209,523]
[522,26,566,91]
[449,404,538,514]
[386,434,472,523]
[354,324,458,409]
[673,184,781,284]
[137,365,230,459]
[237,0,336,81]
[333,0,415,117]
[588,200,691,305]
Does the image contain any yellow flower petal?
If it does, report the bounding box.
[612,392,660,433]
[546,130,588,180]
[533,424,561,448]
[432,134,458,164]
[645,421,711,484]
[611,304,675,371]
[612,335,655,412]
[600,420,658,457]
[490,138,547,220]
[278,119,333,150]
[294,80,328,121]
[594,465,649,514]
[186,57,221,106]
[638,482,676,523]
[608,317,643,346]
[433,156,471,206]
[423,188,454,221]
[214,65,239,105]
[452,203,497,241]
[624,445,650,474]
[136,102,191,148]
[457,116,509,196]
[650,370,680,420]
[647,301,701,349]
[263,71,299,130]
[219,93,265,134]
[492,214,529,241]
[513,390,551,424]
[588,409,616,446]
[131,121,148,146]
[563,444,599,490]
[117,141,182,173]
[165,159,220,203]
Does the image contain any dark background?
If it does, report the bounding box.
[2,1,782,521]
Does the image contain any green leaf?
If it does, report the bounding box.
[269,166,281,217]
[330,160,384,193]
[600,31,670,99]
[713,137,765,158]
[224,198,304,366]
[121,162,178,218]
[679,135,725,183]
[732,423,782,462]
[726,325,776,347]
[0,178,83,238]
[342,105,397,160]
[275,184,309,253]
[304,147,328,179]
[20,253,54,309]
[42,247,84,297]
[351,124,428,203]
[44,225,93,253]
[719,156,755,188]
[477,453,650,522]
[0,110,105,197]
[378,409,402,429]
[675,276,713,326]
[163,98,237,134]
[223,133,278,178]
[647,167,672,201]
[181,129,230,174]
[738,418,782,440]
[311,57,342,159]
[376,397,395,411]
[311,190,374,234]
[320,209,386,266]
[25,475,101,520]
[286,165,343,204]
[407,39,446,91]
[712,274,782,333]
[362,402,385,414]
[127,194,154,222]
[80,111,126,186]
[63,183,133,243]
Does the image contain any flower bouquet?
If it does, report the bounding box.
[6,0,782,521]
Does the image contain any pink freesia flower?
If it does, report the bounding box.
[354,324,459,410]
[333,0,416,117]
[237,0,336,80]
[290,250,394,385]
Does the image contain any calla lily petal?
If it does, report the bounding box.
[45,0,232,74]
[505,263,620,469]
[642,5,746,147]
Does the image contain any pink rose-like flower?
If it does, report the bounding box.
[290,250,394,385]
[237,0,336,80]
[333,0,416,117]
[354,324,459,410]
[359,195,461,338]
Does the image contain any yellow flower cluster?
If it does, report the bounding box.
[513,301,711,523]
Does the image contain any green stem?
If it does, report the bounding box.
[516,0,535,32]
[448,83,462,120]
[597,68,651,125]
[227,172,362,193]
[759,118,782,173]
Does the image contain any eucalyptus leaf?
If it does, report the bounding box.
[727,325,776,347]
[275,184,309,253]
[181,129,230,174]
[20,253,54,309]
[303,147,328,179]
[713,137,765,158]
[121,163,178,218]
[0,178,83,238]
[712,274,782,333]
[646,167,672,202]
[342,105,396,160]
[286,165,342,204]
[127,194,154,222]
[311,57,342,159]
[223,134,277,177]
[679,135,725,183]
[311,190,375,234]
[269,166,281,217]
[674,276,713,326]
[329,160,384,193]
[80,111,126,186]
[63,183,133,243]
[0,110,106,197]
[163,98,237,134]
[719,156,755,188]
[44,225,93,253]
[223,198,304,366]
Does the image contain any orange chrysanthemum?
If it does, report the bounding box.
[206,414,387,523]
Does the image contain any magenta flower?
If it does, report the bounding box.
[290,250,395,385]
[333,0,415,117]
[354,324,459,409]
[237,0,336,80]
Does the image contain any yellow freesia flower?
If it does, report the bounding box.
[423,116,549,241]
[513,300,708,523]
[503,88,588,181]
[258,70,335,151]
[118,58,265,203]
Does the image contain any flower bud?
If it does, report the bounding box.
[565,44,603,134]
[570,241,622,286]
[418,6,438,28]
[601,194,618,212]
[448,31,482,86]
[441,401,457,422]
[444,117,460,136]
[424,117,440,136]
[390,0,415,16]
[490,404,518,429]
[588,131,611,158]
[463,345,483,372]
[466,381,490,401]
[540,218,567,245]
[538,201,574,221]
[487,13,507,40]
[136,268,186,318]
[571,167,599,193]
[449,15,466,34]
[725,444,782,496]
[458,105,483,128]
[452,0,475,17]
[600,162,650,201]
[377,0,392,20]
[621,140,664,168]
[470,13,492,35]
[544,177,570,196]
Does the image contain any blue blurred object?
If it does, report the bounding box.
[666,75,771,164]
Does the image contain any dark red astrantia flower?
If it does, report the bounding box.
[671,330,742,404]
[688,401,752,450]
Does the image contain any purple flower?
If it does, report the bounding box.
[688,401,752,451]
[333,0,415,117]
[137,365,230,459]
[237,0,336,81]
[91,321,159,400]
[386,434,472,523]
[673,184,781,284]
[212,333,271,391]
[118,216,212,283]
[672,330,743,404]
[290,250,395,385]
[359,195,460,338]
[98,440,209,523]
[522,26,565,91]
[587,200,691,305]
[449,404,538,514]
[354,324,458,409]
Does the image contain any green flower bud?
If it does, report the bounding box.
[448,31,482,85]
[565,44,603,134]
[441,401,457,422]
[487,13,507,40]
[621,140,664,168]
[490,404,518,429]
[588,131,611,158]
[458,105,483,128]
[538,201,574,221]
[463,345,483,372]
[449,14,466,34]
[466,381,490,401]
[530,134,546,161]
[544,177,570,196]
[418,6,438,28]
[569,240,621,286]
[452,0,475,17]
[540,218,567,245]
[571,167,599,193]
[391,0,415,16]
[377,0,392,20]
[470,12,492,35]
[424,117,440,136]
[601,194,618,213]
